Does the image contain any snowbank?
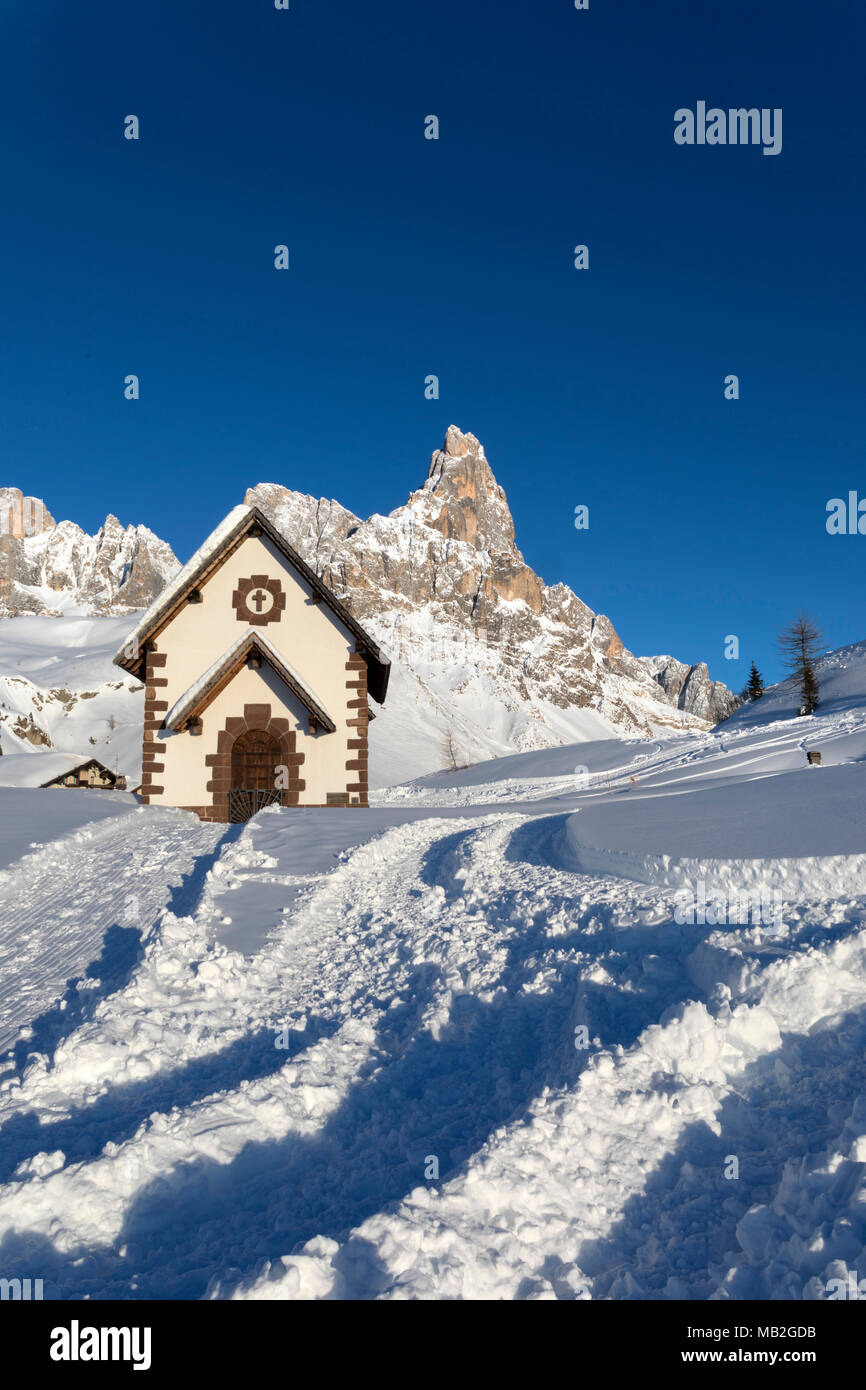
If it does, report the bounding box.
[0,787,136,873]
[565,764,866,900]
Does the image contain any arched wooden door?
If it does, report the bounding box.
[229,729,282,822]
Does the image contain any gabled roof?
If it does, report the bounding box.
[0,753,119,789]
[112,504,391,703]
[162,630,336,733]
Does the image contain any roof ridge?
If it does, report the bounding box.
[112,504,390,704]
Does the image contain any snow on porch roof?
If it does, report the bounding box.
[111,504,391,704]
[0,752,116,789]
[162,629,337,734]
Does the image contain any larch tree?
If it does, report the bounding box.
[442,727,462,773]
[777,614,827,715]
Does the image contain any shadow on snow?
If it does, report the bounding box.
[5,825,245,1077]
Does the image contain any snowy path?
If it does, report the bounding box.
[1,811,523,1296]
[264,812,866,1301]
[1,665,866,1302]
[0,799,864,1300]
[0,807,224,1055]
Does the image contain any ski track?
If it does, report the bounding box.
[0,808,225,1055]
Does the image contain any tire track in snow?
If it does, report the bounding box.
[3,803,865,1301]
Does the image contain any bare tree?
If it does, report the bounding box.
[777,613,827,715]
[442,728,461,773]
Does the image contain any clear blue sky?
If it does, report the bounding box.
[1,0,863,686]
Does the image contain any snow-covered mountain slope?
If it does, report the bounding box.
[366,623,619,783]
[0,616,145,778]
[379,657,866,897]
[0,488,179,617]
[247,426,737,755]
[1,428,736,779]
[0,652,863,1300]
[720,639,866,729]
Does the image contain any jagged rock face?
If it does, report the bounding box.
[0,488,55,539]
[0,430,735,759]
[0,500,180,617]
[246,427,735,736]
[639,655,739,725]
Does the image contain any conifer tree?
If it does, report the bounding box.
[777,614,827,715]
[745,662,765,701]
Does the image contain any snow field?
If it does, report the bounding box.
[0,800,222,1054]
[223,822,866,1300]
[0,796,863,1300]
[0,639,864,1299]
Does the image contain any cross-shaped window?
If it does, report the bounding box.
[233,576,283,625]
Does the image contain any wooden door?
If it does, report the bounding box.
[230,729,282,821]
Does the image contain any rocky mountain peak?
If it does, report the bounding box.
[0,488,54,539]
[0,431,737,761]
[0,498,179,617]
[413,426,516,553]
[245,428,736,740]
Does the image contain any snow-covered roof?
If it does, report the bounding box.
[111,505,252,669]
[163,629,336,733]
[0,752,117,789]
[112,504,390,704]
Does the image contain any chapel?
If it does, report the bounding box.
[113,505,390,821]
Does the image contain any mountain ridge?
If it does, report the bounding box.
[245,426,737,752]
[0,429,737,773]
[0,487,179,617]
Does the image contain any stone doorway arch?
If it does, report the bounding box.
[229,727,283,822]
[205,703,305,821]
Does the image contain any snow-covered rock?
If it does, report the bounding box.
[246,427,736,766]
[1,428,737,781]
[0,492,179,617]
[640,653,738,724]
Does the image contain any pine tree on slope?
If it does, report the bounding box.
[746,662,765,701]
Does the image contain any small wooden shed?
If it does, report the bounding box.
[0,753,126,792]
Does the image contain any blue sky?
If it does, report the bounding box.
[1,0,863,685]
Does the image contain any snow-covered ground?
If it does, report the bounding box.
[0,616,144,778]
[0,644,864,1300]
[0,611,712,792]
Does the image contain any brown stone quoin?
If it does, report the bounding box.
[139,648,167,803]
[141,641,372,821]
[346,647,369,807]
